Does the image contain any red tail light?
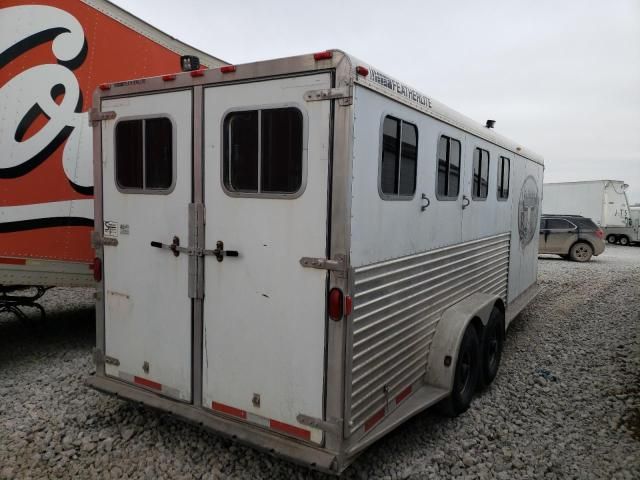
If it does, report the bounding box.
[328,288,343,321]
[595,229,604,239]
[356,66,369,76]
[220,65,236,73]
[93,257,102,282]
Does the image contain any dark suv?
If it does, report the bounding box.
[539,215,606,262]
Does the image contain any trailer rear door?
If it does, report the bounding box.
[201,74,332,444]
[101,90,193,401]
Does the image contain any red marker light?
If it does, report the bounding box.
[190,69,205,77]
[328,288,344,321]
[93,257,102,282]
[313,51,333,61]
[356,66,369,77]
[99,83,111,90]
[162,74,177,81]
[220,65,236,73]
[345,295,353,316]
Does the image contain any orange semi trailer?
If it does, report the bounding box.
[0,0,224,309]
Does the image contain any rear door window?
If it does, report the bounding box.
[223,107,304,196]
[116,117,174,192]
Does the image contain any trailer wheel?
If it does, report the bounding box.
[440,325,480,417]
[619,235,630,246]
[480,307,504,388]
[569,242,593,262]
[607,234,618,244]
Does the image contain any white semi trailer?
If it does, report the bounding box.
[607,206,640,245]
[88,50,543,473]
[542,180,636,244]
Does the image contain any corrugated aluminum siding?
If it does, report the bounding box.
[346,233,510,434]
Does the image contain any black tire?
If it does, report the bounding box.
[607,234,618,244]
[440,325,480,417]
[619,236,630,246]
[480,306,504,388]
[569,242,593,262]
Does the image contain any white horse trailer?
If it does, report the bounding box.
[88,50,543,473]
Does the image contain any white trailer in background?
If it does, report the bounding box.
[88,50,543,473]
[607,206,640,245]
[542,180,632,245]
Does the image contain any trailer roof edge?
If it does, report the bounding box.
[341,50,543,166]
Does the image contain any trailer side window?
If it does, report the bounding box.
[223,107,303,195]
[379,116,417,199]
[497,156,510,200]
[115,117,173,192]
[436,135,461,199]
[472,147,490,200]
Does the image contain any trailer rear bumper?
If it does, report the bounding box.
[86,374,341,474]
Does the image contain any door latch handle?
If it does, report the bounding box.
[421,193,430,212]
[151,238,239,261]
[462,195,470,210]
[204,240,239,262]
[150,236,185,256]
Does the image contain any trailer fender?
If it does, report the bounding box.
[425,293,499,392]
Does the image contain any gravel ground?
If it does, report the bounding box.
[1,245,639,479]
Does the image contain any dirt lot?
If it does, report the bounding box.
[1,245,639,479]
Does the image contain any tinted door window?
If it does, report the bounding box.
[436,135,461,198]
[116,117,173,192]
[223,107,303,195]
[380,115,418,198]
[546,219,575,230]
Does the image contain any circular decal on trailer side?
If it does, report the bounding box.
[518,175,539,247]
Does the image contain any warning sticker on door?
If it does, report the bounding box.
[104,220,119,238]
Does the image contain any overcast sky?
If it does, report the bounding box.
[113,0,640,203]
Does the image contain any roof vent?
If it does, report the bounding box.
[485,119,496,129]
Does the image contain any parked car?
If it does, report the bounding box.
[539,214,605,262]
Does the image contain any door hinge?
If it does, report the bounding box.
[304,86,352,105]
[92,231,118,247]
[88,108,116,126]
[299,254,346,276]
[297,414,343,435]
